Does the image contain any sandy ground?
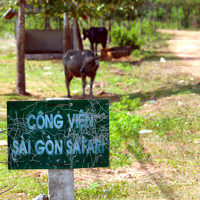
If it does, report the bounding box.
[159,29,200,78]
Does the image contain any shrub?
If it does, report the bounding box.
[110,23,142,49]
[0,17,15,38]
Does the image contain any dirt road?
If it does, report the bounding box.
[160,29,200,78]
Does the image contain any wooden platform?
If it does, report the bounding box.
[101,46,131,60]
[25,53,63,60]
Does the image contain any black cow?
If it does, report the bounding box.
[83,27,108,55]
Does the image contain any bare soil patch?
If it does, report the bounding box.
[159,29,200,78]
[0,38,15,53]
[74,162,174,189]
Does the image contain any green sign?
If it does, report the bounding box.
[7,99,109,169]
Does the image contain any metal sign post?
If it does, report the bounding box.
[7,99,109,199]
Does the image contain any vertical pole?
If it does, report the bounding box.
[89,17,92,28]
[101,16,105,27]
[108,19,112,44]
[75,18,83,50]
[63,3,71,54]
[16,0,26,95]
[15,16,18,39]
[48,169,74,200]
[73,18,78,50]
[46,98,74,200]
[139,17,142,35]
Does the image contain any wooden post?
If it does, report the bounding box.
[46,98,74,200]
[101,16,105,27]
[75,18,83,50]
[63,6,71,54]
[73,18,78,50]
[108,19,112,44]
[16,0,26,95]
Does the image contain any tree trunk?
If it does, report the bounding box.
[117,21,121,26]
[153,17,156,37]
[191,13,195,29]
[73,18,78,50]
[59,17,62,30]
[167,7,171,24]
[183,8,190,28]
[75,18,83,50]
[139,17,142,35]
[16,0,27,95]
[101,16,105,27]
[45,15,51,30]
[108,19,113,44]
[45,15,48,30]
[34,17,37,29]
[89,17,92,28]
[63,14,71,54]
[126,20,129,30]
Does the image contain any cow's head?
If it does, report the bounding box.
[83,29,89,40]
[80,56,100,74]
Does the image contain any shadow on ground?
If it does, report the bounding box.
[2,82,200,105]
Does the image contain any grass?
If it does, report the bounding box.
[1,30,200,199]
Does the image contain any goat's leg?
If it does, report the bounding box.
[81,74,86,98]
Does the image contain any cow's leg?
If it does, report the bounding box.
[95,43,98,56]
[81,74,86,98]
[68,74,73,97]
[91,42,94,52]
[89,75,95,98]
[91,43,94,52]
[64,66,73,98]
[102,40,106,49]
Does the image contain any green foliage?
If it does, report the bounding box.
[110,23,141,49]
[141,0,200,29]
[110,96,149,168]
[145,115,200,141]
[0,15,15,38]
[110,19,163,51]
